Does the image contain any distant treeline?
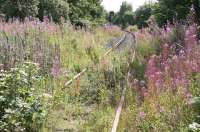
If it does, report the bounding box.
[0,0,200,28]
[109,0,200,29]
[0,0,106,25]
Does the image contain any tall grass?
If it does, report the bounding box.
[1,16,200,132]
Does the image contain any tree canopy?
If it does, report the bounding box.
[0,0,200,27]
[68,0,106,24]
[153,0,200,26]
[0,0,39,20]
[113,2,134,28]
[38,0,69,22]
[134,4,152,29]
[0,0,106,24]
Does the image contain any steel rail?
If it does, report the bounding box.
[111,50,135,132]
[63,34,126,88]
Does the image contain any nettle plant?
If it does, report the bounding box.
[0,62,45,132]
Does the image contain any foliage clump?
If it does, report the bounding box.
[0,62,45,132]
[0,0,39,20]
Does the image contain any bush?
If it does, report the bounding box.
[0,62,45,132]
[134,4,152,29]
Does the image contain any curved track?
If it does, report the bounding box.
[63,31,135,88]
[59,30,136,132]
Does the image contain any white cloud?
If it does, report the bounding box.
[101,0,154,12]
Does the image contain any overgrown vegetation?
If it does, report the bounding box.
[0,18,123,131]
[0,0,200,132]
[118,11,200,131]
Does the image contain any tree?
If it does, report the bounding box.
[68,0,106,25]
[108,11,115,23]
[193,0,200,24]
[134,4,152,29]
[0,0,106,24]
[114,2,134,28]
[0,0,39,20]
[153,0,200,26]
[38,0,69,22]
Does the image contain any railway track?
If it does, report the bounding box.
[111,80,126,132]
[63,33,128,88]
[63,30,136,89]
[111,50,135,132]
[110,31,136,132]
[59,30,136,132]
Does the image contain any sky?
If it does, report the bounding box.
[101,0,154,12]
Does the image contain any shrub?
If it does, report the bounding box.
[0,62,45,132]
